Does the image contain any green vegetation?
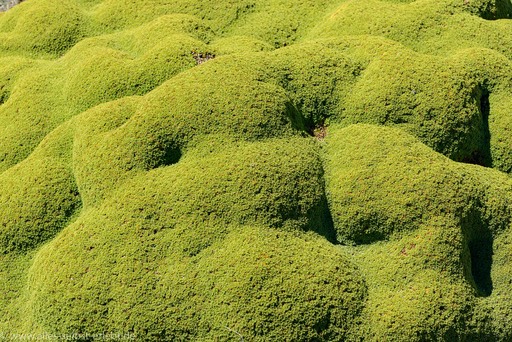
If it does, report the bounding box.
[2,0,512,340]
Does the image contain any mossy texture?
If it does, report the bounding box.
[2,0,512,340]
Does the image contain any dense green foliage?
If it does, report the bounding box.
[2,0,512,340]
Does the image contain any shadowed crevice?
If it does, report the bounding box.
[161,146,182,166]
[146,139,183,170]
[0,85,9,105]
[469,234,493,297]
[476,0,512,20]
[461,88,492,168]
[462,209,494,298]
[314,195,337,244]
[285,101,309,134]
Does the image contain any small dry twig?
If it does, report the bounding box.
[225,326,244,342]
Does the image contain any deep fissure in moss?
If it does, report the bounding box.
[160,146,182,168]
[462,210,494,297]
[306,193,337,244]
[461,88,492,168]
[479,89,492,167]
[474,0,512,20]
[469,235,493,297]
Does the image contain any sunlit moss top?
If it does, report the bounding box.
[2,0,512,340]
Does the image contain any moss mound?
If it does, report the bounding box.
[28,225,365,340]
[2,0,512,340]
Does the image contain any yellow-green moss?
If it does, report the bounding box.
[2,0,512,340]
[323,124,512,244]
[324,124,512,340]
[27,225,365,340]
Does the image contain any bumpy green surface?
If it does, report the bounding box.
[2,0,512,340]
